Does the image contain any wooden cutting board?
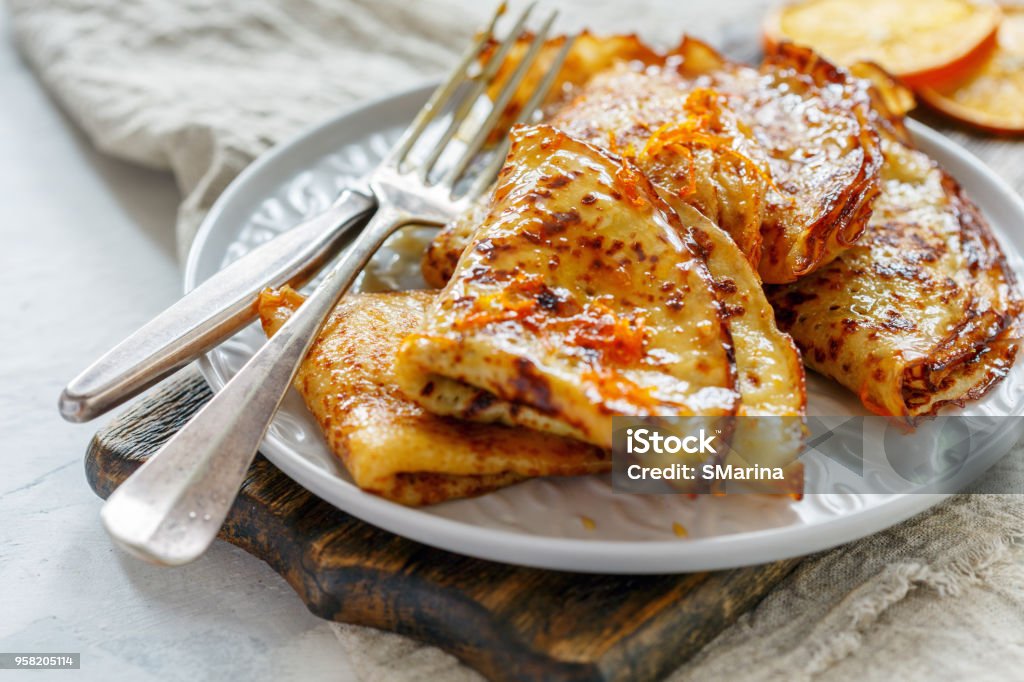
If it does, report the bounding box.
[85,368,800,682]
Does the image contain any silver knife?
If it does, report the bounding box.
[59,188,377,422]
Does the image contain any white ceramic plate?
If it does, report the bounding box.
[186,84,1024,573]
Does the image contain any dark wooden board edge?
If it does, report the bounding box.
[85,368,800,682]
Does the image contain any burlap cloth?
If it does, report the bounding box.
[10,1,1023,678]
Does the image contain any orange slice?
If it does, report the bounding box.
[917,6,1024,133]
[764,0,1001,87]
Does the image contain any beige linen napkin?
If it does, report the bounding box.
[11,0,1024,678]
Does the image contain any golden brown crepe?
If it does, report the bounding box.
[396,125,742,448]
[425,36,882,285]
[670,39,883,283]
[769,97,1022,420]
[547,76,771,269]
[257,287,609,506]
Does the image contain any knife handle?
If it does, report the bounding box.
[59,189,377,423]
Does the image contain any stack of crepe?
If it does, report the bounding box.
[258,36,1020,505]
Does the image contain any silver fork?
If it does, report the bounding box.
[100,4,575,566]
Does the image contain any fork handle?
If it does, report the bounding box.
[59,189,377,423]
[100,206,408,566]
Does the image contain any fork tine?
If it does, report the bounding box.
[387,2,507,167]
[416,2,537,183]
[440,10,561,194]
[464,33,576,201]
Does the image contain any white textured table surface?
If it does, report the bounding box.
[0,8,356,681]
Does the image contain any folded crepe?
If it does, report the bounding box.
[422,133,805,423]
[549,80,770,271]
[671,39,882,284]
[396,125,739,448]
[769,82,1022,420]
[257,287,609,505]
[396,126,805,468]
[424,37,881,285]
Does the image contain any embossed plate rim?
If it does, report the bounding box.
[185,83,1024,573]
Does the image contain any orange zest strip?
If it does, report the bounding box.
[631,88,792,201]
[615,162,649,207]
